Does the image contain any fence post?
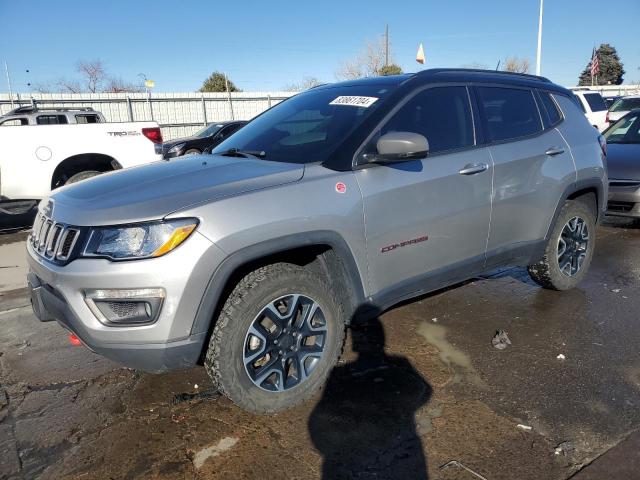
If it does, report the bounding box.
[227,90,235,120]
[201,93,207,126]
[147,91,154,121]
[267,94,272,108]
[126,96,134,121]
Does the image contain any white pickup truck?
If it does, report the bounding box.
[0,121,163,201]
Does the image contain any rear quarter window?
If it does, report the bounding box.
[537,91,562,128]
[477,86,543,142]
[583,93,607,112]
[75,114,100,124]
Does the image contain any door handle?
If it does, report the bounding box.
[459,163,488,175]
[545,146,565,156]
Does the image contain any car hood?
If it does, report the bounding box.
[606,143,640,181]
[48,155,305,226]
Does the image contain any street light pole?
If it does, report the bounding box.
[4,61,14,107]
[536,0,544,76]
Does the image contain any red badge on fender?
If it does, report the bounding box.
[335,182,347,194]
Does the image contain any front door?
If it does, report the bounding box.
[355,85,493,297]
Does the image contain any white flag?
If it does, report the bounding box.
[416,43,425,65]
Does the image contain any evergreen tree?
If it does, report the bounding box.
[578,44,624,86]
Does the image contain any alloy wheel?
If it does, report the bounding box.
[557,216,589,277]
[243,294,327,392]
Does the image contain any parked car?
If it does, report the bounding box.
[604,95,621,109]
[161,121,247,159]
[0,120,162,201]
[0,105,105,126]
[607,95,640,125]
[27,69,606,414]
[604,109,640,218]
[571,89,609,131]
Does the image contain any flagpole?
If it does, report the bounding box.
[535,0,544,76]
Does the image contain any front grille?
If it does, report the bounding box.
[607,201,635,213]
[30,212,80,262]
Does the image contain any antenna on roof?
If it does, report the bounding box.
[495,60,501,71]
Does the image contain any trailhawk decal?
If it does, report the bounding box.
[381,235,429,253]
[329,96,378,108]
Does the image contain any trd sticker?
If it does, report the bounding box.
[335,182,347,193]
[107,131,141,137]
[381,235,429,253]
[329,96,378,108]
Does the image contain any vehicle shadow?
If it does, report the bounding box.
[308,312,432,479]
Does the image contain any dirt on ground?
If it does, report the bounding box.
[1,219,639,480]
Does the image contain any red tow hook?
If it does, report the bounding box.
[68,333,83,346]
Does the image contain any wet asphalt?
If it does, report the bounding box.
[0,217,639,480]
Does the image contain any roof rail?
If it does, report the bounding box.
[5,105,96,115]
[417,68,552,83]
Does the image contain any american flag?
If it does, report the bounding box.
[590,48,600,77]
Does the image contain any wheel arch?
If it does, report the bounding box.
[191,231,366,359]
[51,153,121,189]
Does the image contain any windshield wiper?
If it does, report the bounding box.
[217,148,266,159]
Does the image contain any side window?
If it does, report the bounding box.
[377,86,474,154]
[538,91,562,128]
[477,87,542,142]
[36,115,68,125]
[583,93,607,112]
[0,118,28,126]
[75,114,100,124]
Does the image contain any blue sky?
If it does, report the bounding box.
[1,0,638,92]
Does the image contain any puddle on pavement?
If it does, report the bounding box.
[417,322,473,370]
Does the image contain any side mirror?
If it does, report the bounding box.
[370,131,429,163]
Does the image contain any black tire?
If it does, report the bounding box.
[205,263,346,414]
[528,199,596,290]
[183,149,201,156]
[65,170,100,185]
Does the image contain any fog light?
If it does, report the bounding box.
[84,288,165,326]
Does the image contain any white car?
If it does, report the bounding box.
[607,95,640,125]
[571,89,609,131]
[0,121,163,200]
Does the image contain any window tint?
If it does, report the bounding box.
[610,97,640,113]
[36,115,68,125]
[538,91,562,127]
[477,87,542,142]
[583,93,607,112]
[377,86,474,154]
[0,118,28,126]
[75,114,100,124]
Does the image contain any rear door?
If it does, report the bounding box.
[477,86,576,266]
[355,85,493,296]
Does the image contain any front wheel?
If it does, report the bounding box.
[183,149,201,156]
[205,263,346,414]
[528,199,596,290]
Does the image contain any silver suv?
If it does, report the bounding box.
[27,69,607,413]
[0,105,105,126]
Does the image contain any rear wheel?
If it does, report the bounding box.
[528,199,596,290]
[205,263,345,414]
[65,170,100,185]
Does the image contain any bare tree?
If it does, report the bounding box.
[336,38,399,80]
[56,78,83,93]
[76,59,107,93]
[283,76,324,92]
[503,57,531,74]
[104,77,144,93]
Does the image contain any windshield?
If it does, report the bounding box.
[193,123,225,138]
[610,97,640,113]
[604,113,640,144]
[212,85,394,164]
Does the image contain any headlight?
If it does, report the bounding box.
[166,142,186,156]
[82,219,198,260]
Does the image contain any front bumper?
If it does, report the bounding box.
[606,181,640,218]
[26,231,226,372]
